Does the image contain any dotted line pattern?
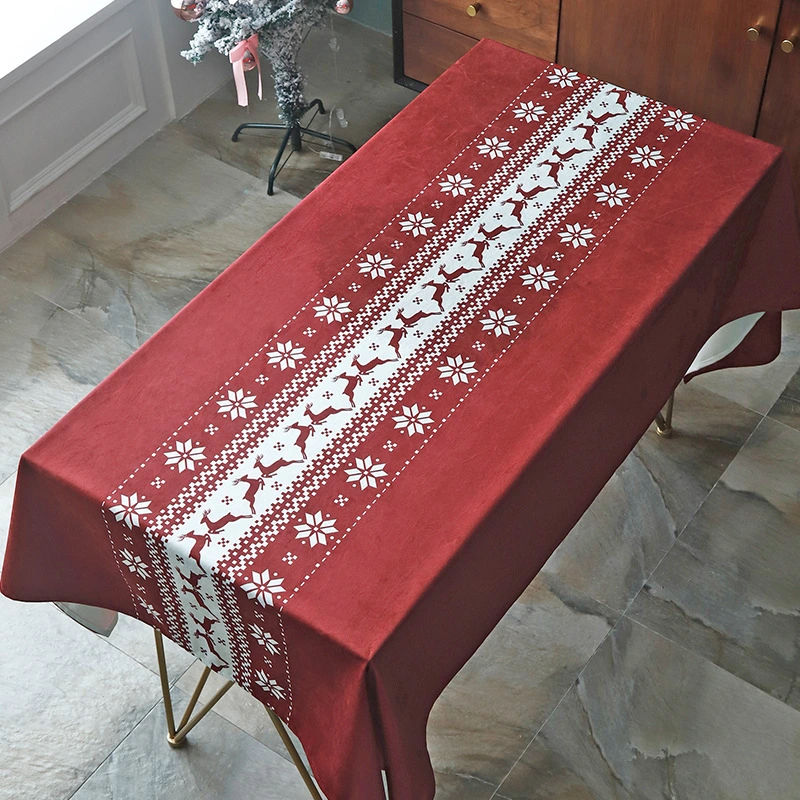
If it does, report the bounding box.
[146,72,594,534]
[102,65,551,511]
[218,92,657,579]
[153,81,604,549]
[285,118,705,599]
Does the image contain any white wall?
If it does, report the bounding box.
[0,0,230,252]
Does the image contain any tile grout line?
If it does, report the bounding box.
[487,602,623,799]
[488,409,770,799]
[0,270,137,355]
[762,413,800,436]
[62,693,164,800]
[615,413,800,709]
[617,409,769,626]
[623,614,800,716]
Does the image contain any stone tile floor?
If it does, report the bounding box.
[1,18,800,800]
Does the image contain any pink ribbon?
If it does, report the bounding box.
[229,34,262,108]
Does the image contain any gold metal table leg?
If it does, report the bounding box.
[154,628,178,742]
[265,706,325,800]
[655,390,675,437]
[153,628,328,798]
[153,628,233,748]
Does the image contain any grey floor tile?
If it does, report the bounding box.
[629,417,800,710]
[0,224,207,348]
[426,573,618,792]
[496,618,800,800]
[542,381,762,613]
[68,689,315,800]
[433,770,497,800]
[44,130,299,286]
[691,309,800,414]
[172,19,416,198]
[0,591,162,800]
[0,275,134,483]
[768,363,800,433]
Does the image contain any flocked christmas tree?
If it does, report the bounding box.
[179,0,346,125]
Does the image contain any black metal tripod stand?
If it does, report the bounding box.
[231,99,357,195]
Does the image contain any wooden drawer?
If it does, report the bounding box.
[403,0,559,60]
[403,13,478,85]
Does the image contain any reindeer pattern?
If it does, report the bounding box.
[146,77,654,688]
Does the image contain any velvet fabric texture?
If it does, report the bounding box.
[3,40,800,800]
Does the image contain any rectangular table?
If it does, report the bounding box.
[3,39,800,800]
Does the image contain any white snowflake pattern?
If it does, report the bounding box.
[164,439,206,473]
[558,223,596,248]
[216,388,257,420]
[548,67,580,88]
[628,145,664,169]
[255,670,286,699]
[480,309,519,337]
[594,183,630,207]
[248,624,280,654]
[109,493,152,528]
[313,295,352,324]
[513,101,546,122]
[662,109,695,131]
[400,212,435,237]
[267,340,306,371]
[477,137,512,159]
[345,455,388,490]
[241,569,285,608]
[120,548,150,579]
[357,253,395,279]
[294,511,338,548]
[437,354,478,385]
[439,173,474,197]
[521,264,558,291]
[137,598,161,623]
[392,404,434,436]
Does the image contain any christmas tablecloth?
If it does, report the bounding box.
[3,40,800,800]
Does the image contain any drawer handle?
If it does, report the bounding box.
[466,3,481,16]
[781,37,796,53]
[746,26,761,41]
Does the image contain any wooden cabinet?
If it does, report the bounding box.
[393,0,800,200]
[558,0,781,135]
[757,0,800,185]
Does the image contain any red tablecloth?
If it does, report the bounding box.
[3,40,800,800]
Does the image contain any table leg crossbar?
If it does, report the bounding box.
[153,629,324,799]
